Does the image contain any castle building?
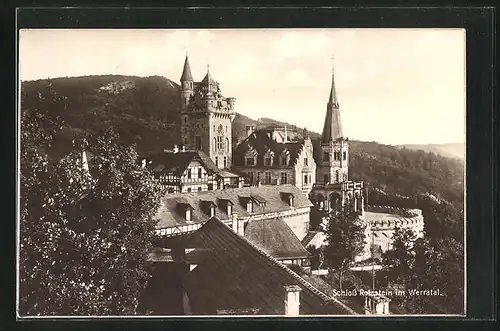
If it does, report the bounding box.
[309,63,364,214]
[232,126,316,195]
[140,146,243,194]
[180,56,236,169]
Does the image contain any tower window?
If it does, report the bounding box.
[304,157,308,166]
[336,171,340,182]
[216,136,223,150]
[226,138,230,152]
[304,174,308,184]
[215,156,219,167]
[343,151,347,160]
[223,156,227,168]
[323,152,330,162]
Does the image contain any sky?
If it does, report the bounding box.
[19,29,465,145]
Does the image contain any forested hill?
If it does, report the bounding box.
[21,75,464,217]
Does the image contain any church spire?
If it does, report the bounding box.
[322,56,343,142]
[180,55,193,82]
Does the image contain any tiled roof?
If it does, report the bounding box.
[183,217,357,315]
[155,184,313,229]
[244,218,310,259]
[233,129,306,168]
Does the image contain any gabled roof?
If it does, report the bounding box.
[183,217,357,315]
[143,149,218,177]
[155,184,312,229]
[244,218,310,259]
[233,128,308,168]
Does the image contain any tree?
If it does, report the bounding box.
[19,84,164,315]
[381,227,417,287]
[322,201,365,291]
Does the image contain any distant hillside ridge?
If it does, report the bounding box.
[21,74,464,209]
[396,143,464,160]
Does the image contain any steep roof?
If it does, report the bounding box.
[144,150,218,177]
[244,218,310,259]
[233,128,307,168]
[322,68,344,142]
[180,56,193,82]
[155,184,313,229]
[200,69,217,87]
[183,217,357,315]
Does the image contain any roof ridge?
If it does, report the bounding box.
[237,226,358,315]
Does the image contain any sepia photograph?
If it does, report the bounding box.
[17,28,465,317]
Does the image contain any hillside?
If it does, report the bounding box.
[396,143,464,160]
[21,74,464,214]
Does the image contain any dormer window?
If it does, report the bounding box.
[218,198,234,215]
[245,148,258,167]
[281,192,294,207]
[280,149,290,167]
[264,149,274,167]
[201,200,217,218]
[246,200,253,213]
[177,201,194,222]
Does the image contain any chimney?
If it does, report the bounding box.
[284,285,301,317]
[231,213,238,233]
[173,145,179,153]
[231,213,244,236]
[182,145,186,152]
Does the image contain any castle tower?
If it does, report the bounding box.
[316,59,349,185]
[180,61,236,169]
[180,55,194,108]
[310,57,363,214]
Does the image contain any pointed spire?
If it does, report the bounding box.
[322,55,343,142]
[328,55,339,106]
[180,55,193,82]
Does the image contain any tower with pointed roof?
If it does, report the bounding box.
[179,56,236,169]
[310,59,364,215]
[317,62,349,185]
